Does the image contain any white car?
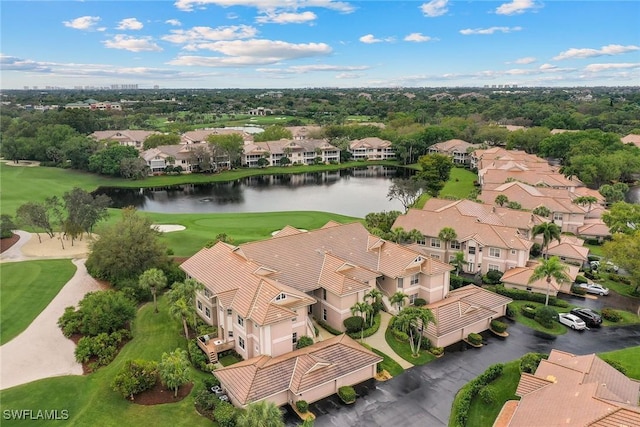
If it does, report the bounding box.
[558,313,587,330]
[580,283,610,296]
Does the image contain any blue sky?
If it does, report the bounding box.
[1,1,639,89]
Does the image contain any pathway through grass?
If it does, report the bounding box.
[0,259,76,345]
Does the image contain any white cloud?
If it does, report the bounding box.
[553,44,640,60]
[256,11,317,24]
[514,56,536,64]
[404,33,433,43]
[168,39,332,67]
[360,34,381,44]
[166,19,182,26]
[174,0,355,13]
[420,0,448,17]
[162,25,258,44]
[117,18,144,30]
[336,72,363,79]
[460,26,522,35]
[584,63,640,72]
[258,64,369,74]
[62,16,101,30]
[103,35,163,52]
[495,0,537,15]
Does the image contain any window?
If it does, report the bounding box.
[239,337,245,350]
[468,246,476,255]
[409,294,417,304]
[511,249,516,255]
[397,277,404,289]
[450,240,461,250]
[431,254,440,260]
[275,293,286,301]
[322,309,327,321]
[197,300,202,311]
[322,289,327,300]
[416,236,426,246]
[204,288,212,298]
[488,264,501,272]
[292,317,297,322]
[237,315,244,327]
[292,332,298,344]
[205,307,211,318]
[410,274,419,286]
[228,331,233,338]
[468,262,475,272]
[430,238,441,248]
[553,212,563,221]
[489,247,501,258]
[227,309,232,316]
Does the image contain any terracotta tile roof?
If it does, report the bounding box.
[349,137,392,149]
[182,128,251,143]
[500,262,578,292]
[213,334,381,405]
[479,182,585,214]
[578,222,611,237]
[430,139,480,154]
[546,238,589,261]
[180,243,315,326]
[425,285,512,337]
[508,349,640,426]
[481,169,580,188]
[244,139,338,154]
[394,206,533,252]
[141,144,193,161]
[318,253,379,296]
[272,225,307,238]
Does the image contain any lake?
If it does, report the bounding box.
[95,166,412,218]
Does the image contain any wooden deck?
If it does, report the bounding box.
[196,336,235,363]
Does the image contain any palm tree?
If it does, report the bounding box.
[406,228,425,244]
[573,196,598,213]
[389,227,408,243]
[450,251,467,276]
[394,307,436,357]
[495,194,508,207]
[390,291,408,313]
[438,227,458,264]
[528,256,571,306]
[350,301,369,321]
[138,268,168,313]
[532,222,562,259]
[236,400,285,427]
[169,297,192,340]
[364,288,383,326]
[532,205,551,218]
[168,279,204,330]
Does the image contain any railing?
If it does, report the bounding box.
[196,335,236,363]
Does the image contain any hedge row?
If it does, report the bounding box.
[347,313,382,340]
[450,363,504,427]
[316,319,343,336]
[493,285,569,308]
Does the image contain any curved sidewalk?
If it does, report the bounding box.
[0,258,104,390]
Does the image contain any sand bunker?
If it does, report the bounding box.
[20,233,94,258]
[152,224,186,233]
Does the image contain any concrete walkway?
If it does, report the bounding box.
[361,311,413,370]
[0,239,104,390]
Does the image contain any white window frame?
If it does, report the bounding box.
[450,240,461,250]
[468,246,476,255]
[237,315,244,327]
[205,307,211,318]
[275,293,286,301]
[397,277,404,289]
[489,247,501,258]
[292,332,298,344]
[322,309,327,321]
[430,238,441,248]
[238,336,245,350]
[553,212,563,221]
[410,274,419,286]
[409,294,417,304]
[488,264,501,272]
[197,300,202,311]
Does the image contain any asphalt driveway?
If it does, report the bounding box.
[303,322,640,427]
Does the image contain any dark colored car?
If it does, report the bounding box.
[570,308,602,327]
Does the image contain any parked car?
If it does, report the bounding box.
[590,260,619,272]
[579,283,610,296]
[558,313,587,330]
[211,385,223,395]
[570,308,602,327]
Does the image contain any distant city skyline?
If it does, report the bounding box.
[1,1,639,89]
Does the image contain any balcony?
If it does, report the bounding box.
[196,334,236,363]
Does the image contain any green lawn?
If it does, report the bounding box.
[599,346,640,379]
[0,259,76,345]
[218,354,242,367]
[0,296,212,427]
[464,360,521,427]
[360,343,404,377]
[507,301,568,335]
[111,210,359,257]
[601,308,640,327]
[384,326,436,366]
[600,275,640,299]
[440,167,477,199]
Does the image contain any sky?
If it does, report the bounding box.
[1,0,639,89]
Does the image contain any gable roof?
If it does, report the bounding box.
[430,139,480,154]
[500,262,578,292]
[213,334,381,405]
[622,134,640,148]
[508,349,640,426]
[90,130,159,142]
[349,137,392,149]
[479,181,585,214]
[425,285,512,337]
[546,237,589,261]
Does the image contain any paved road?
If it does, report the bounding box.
[303,321,640,427]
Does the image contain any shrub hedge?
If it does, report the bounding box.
[467,333,483,345]
[490,320,507,333]
[519,352,548,374]
[338,386,356,403]
[296,400,309,413]
[343,316,365,333]
[316,319,342,335]
[574,275,588,284]
[414,298,427,307]
[450,363,504,427]
[347,312,382,340]
[534,305,558,329]
[521,303,537,319]
[602,308,622,322]
[493,285,569,307]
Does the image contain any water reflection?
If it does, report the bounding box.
[95,166,411,217]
